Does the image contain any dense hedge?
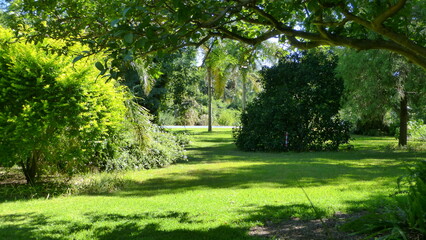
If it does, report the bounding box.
[234,51,351,152]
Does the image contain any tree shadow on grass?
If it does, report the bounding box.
[96,223,254,240]
[0,181,71,203]
[0,211,262,240]
[186,142,425,163]
[113,149,422,198]
[0,193,405,240]
[0,203,365,240]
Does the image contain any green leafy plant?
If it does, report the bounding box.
[0,27,128,184]
[217,108,240,126]
[97,101,188,171]
[234,51,351,152]
[397,160,426,236]
[408,120,426,141]
[158,110,176,126]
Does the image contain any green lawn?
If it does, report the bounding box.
[1,129,425,240]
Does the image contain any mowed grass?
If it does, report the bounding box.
[1,129,425,240]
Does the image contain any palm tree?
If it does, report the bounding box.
[201,39,237,131]
[227,40,282,111]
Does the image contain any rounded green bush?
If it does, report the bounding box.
[234,51,351,152]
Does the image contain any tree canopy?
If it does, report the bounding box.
[336,49,426,145]
[7,0,426,70]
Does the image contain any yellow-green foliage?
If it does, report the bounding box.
[0,27,128,181]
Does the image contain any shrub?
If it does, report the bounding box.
[397,160,426,236]
[0,27,127,184]
[178,107,199,126]
[197,114,209,126]
[408,120,426,141]
[0,27,187,184]
[234,51,351,152]
[97,102,187,171]
[394,120,426,142]
[158,110,176,125]
[217,108,240,126]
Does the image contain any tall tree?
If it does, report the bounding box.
[336,49,426,146]
[8,0,426,70]
[201,39,238,131]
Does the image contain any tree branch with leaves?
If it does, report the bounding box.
[7,0,425,70]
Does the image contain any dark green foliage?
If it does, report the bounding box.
[234,51,350,152]
[9,1,426,70]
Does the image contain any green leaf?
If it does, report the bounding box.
[124,32,134,44]
[111,19,120,27]
[73,55,84,63]
[95,62,104,71]
[135,38,147,49]
[113,30,126,37]
[110,71,118,79]
[123,53,133,61]
[122,7,132,17]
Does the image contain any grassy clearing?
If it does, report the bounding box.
[1,129,425,239]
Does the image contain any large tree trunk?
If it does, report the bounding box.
[207,67,213,132]
[20,150,41,185]
[399,94,408,146]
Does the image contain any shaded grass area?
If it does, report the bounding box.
[0,212,251,240]
[1,129,425,239]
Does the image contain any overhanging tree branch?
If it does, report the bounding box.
[339,3,426,64]
[373,0,407,26]
[9,0,426,70]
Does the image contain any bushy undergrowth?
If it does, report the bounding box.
[385,142,426,152]
[397,160,426,236]
[408,120,426,141]
[0,172,128,201]
[217,108,240,126]
[67,173,127,195]
[158,99,241,126]
[96,101,189,171]
[0,181,70,201]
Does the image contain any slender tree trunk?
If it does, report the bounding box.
[399,94,408,146]
[207,67,213,132]
[242,70,247,111]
